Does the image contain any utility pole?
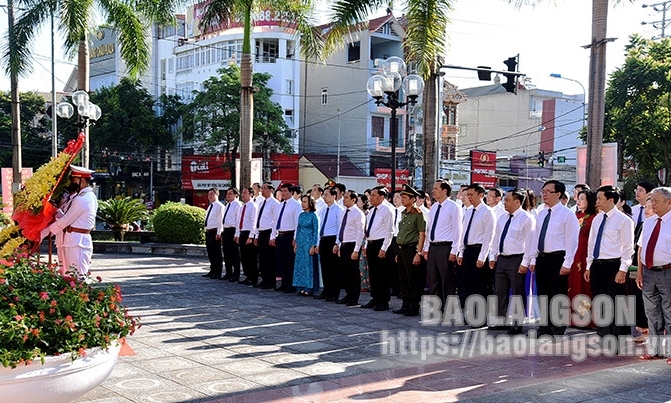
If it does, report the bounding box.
[642,1,671,40]
[8,0,22,192]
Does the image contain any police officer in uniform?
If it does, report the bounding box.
[393,185,426,317]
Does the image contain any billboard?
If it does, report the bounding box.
[576,143,617,186]
[374,168,410,190]
[181,155,262,190]
[470,150,497,188]
[1,168,33,214]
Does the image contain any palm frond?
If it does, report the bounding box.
[3,0,54,77]
[97,197,148,226]
[99,0,151,79]
[261,0,324,62]
[405,0,453,78]
[323,0,387,56]
[59,0,94,51]
[200,0,239,33]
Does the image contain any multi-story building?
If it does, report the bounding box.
[301,13,411,183]
[453,83,584,192]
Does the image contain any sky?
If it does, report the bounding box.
[0,0,660,96]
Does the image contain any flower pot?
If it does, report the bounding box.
[0,343,121,403]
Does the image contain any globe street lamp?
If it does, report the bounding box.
[56,90,102,166]
[366,56,424,192]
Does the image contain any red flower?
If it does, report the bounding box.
[50,300,57,307]
[14,314,23,321]
[78,348,86,357]
[39,291,49,300]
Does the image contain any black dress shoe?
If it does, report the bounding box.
[325,296,337,302]
[274,286,286,292]
[243,279,255,285]
[313,293,326,300]
[221,274,231,281]
[202,272,213,277]
[210,274,222,279]
[335,297,349,304]
[346,301,359,307]
[507,327,523,335]
[252,282,263,288]
[219,276,229,281]
[260,283,274,289]
[360,301,376,309]
[392,307,407,315]
[283,287,296,293]
[229,277,239,282]
[238,279,246,284]
[374,303,389,311]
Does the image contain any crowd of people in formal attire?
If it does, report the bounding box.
[201,179,671,363]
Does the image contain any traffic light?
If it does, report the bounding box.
[502,55,518,94]
[538,151,545,167]
[557,156,566,163]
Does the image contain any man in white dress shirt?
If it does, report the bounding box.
[423,180,462,309]
[526,180,580,337]
[236,186,259,286]
[584,185,634,339]
[489,189,535,334]
[362,186,395,311]
[201,188,225,279]
[486,187,506,221]
[273,183,302,292]
[254,182,280,289]
[48,166,98,278]
[631,181,655,230]
[315,187,345,301]
[221,187,242,281]
[457,183,496,305]
[334,190,365,306]
[636,187,671,362]
[311,184,326,214]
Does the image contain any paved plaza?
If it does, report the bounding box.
[75,253,671,403]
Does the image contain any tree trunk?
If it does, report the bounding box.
[586,0,608,188]
[239,7,253,188]
[8,0,22,193]
[422,71,440,191]
[78,38,91,168]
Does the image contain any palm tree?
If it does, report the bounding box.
[200,0,323,188]
[4,0,179,167]
[322,0,453,190]
[97,197,148,241]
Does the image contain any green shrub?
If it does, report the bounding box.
[97,197,148,241]
[152,202,206,245]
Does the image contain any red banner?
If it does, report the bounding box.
[375,168,410,190]
[470,150,497,188]
[576,143,617,186]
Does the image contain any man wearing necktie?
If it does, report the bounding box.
[526,180,580,337]
[202,188,225,279]
[361,186,395,311]
[221,188,243,281]
[632,182,655,233]
[273,183,302,293]
[489,189,535,334]
[315,187,345,301]
[333,190,365,306]
[584,185,634,340]
[635,187,671,363]
[422,180,462,311]
[236,187,259,286]
[254,182,280,289]
[456,183,497,307]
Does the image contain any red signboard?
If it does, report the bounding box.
[375,168,410,190]
[470,150,497,188]
[1,168,33,214]
[576,143,617,186]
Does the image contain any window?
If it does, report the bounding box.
[347,41,360,63]
[255,39,278,63]
[168,58,174,73]
[381,23,391,36]
[160,59,166,80]
[286,79,293,95]
[371,116,384,139]
[284,110,294,127]
[447,105,457,125]
[321,88,328,105]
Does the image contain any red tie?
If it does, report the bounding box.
[645,218,662,268]
[239,204,247,230]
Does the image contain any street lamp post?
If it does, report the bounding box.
[366,57,424,192]
[56,90,102,160]
[550,73,586,128]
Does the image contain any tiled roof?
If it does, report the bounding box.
[303,153,367,178]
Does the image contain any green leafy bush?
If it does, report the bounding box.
[97,198,148,241]
[152,202,206,245]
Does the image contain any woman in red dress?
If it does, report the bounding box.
[569,190,597,327]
